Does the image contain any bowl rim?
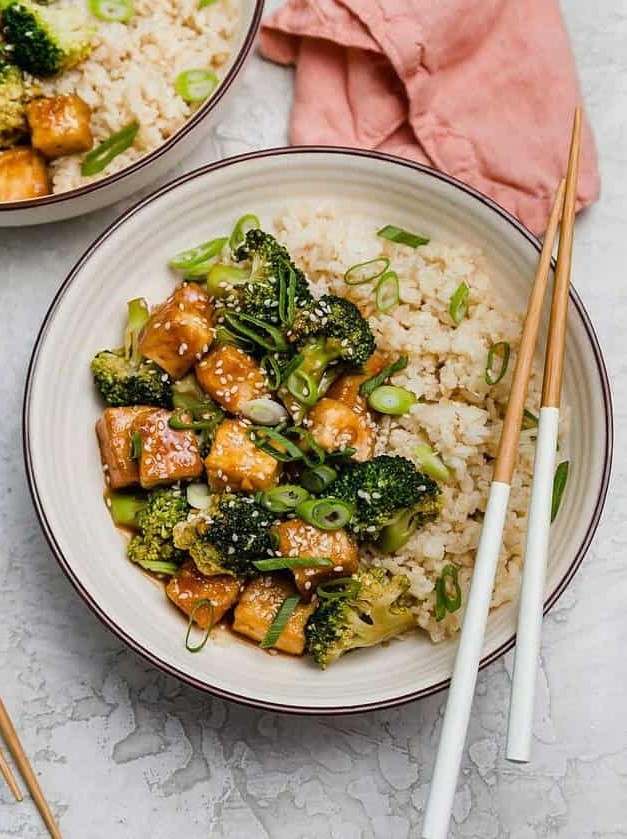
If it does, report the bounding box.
[0,0,265,214]
[22,146,614,715]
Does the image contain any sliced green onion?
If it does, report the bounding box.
[260,354,282,390]
[551,461,569,522]
[377,224,430,248]
[240,398,288,426]
[260,484,310,513]
[169,236,227,271]
[185,599,215,652]
[343,256,390,286]
[249,427,305,463]
[260,594,301,649]
[485,341,511,386]
[435,564,461,620]
[229,213,260,253]
[223,311,289,352]
[286,369,319,406]
[359,356,408,397]
[130,432,142,459]
[414,444,450,482]
[368,385,416,415]
[213,324,256,352]
[186,483,212,510]
[295,497,353,531]
[325,447,357,460]
[169,408,217,431]
[206,263,251,296]
[198,0,218,8]
[137,560,179,575]
[449,282,469,326]
[81,122,139,176]
[317,577,361,601]
[290,428,326,467]
[175,69,219,103]
[522,409,539,430]
[89,0,134,23]
[301,464,338,494]
[375,271,399,313]
[252,557,333,571]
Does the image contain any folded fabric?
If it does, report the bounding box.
[260,0,600,234]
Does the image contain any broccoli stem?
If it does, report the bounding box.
[108,491,147,528]
[376,505,423,553]
[124,298,150,365]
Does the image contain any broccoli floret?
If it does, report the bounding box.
[173,493,276,577]
[0,61,27,147]
[91,298,173,408]
[305,567,416,668]
[208,228,313,325]
[172,373,224,458]
[117,487,189,570]
[283,295,376,414]
[1,0,94,77]
[322,455,441,550]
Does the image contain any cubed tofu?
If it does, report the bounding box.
[204,419,279,492]
[26,95,92,159]
[196,344,268,414]
[96,406,151,490]
[166,561,241,628]
[274,519,359,599]
[306,398,376,462]
[0,147,50,202]
[327,354,388,412]
[138,283,214,379]
[232,575,314,655]
[134,408,203,488]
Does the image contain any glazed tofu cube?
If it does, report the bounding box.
[306,398,376,462]
[27,95,93,159]
[196,344,268,414]
[232,575,314,655]
[327,354,388,411]
[275,519,359,599]
[0,147,50,201]
[138,283,214,379]
[166,562,241,628]
[204,419,279,492]
[134,408,203,488]
[96,406,151,490]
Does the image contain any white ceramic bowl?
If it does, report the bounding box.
[24,149,613,714]
[0,0,263,227]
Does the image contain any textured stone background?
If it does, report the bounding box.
[1,1,626,836]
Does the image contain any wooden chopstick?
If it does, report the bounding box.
[0,697,62,839]
[0,744,23,801]
[507,107,582,763]
[422,172,571,839]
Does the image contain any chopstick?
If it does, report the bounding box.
[421,141,575,838]
[0,697,62,839]
[0,745,23,801]
[507,107,582,763]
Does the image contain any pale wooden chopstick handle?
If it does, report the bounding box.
[542,106,582,408]
[422,481,511,839]
[0,698,62,839]
[493,178,565,484]
[506,406,560,761]
[0,744,23,801]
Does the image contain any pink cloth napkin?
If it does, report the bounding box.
[260,0,600,234]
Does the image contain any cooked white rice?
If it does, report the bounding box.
[42,0,239,193]
[273,203,568,642]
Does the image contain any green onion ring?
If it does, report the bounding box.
[286,368,319,406]
[295,497,353,531]
[343,257,390,286]
[253,557,333,571]
[229,213,260,253]
[81,122,138,177]
[185,599,215,652]
[375,271,399,312]
[301,464,338,494]
[260,354,282,390]
[367,385,416,415]
[169,236,227,271]
[260,485,310,513]
[485,341,511,385]
[130,432,142,459]
[89,0,134,23]
[551,461,569,522]
[317,577,361,600]
[175,69,219,103]
[377,225,430,248]
[260,594,301,648]
[435,564,461,620]
[414,444,450,482]
[449,282,469,326]
[168,409,217,431]
[249,426,305,462]
[359,356,408,397]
